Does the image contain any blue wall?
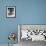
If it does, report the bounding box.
[0,0,46,44]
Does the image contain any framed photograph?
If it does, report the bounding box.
[18,24,46,42]
[6,6,16,18]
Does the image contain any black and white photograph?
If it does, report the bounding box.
[6,6,16,18]
[18,24,46,46]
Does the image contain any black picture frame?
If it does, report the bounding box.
[6,6,16,18]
